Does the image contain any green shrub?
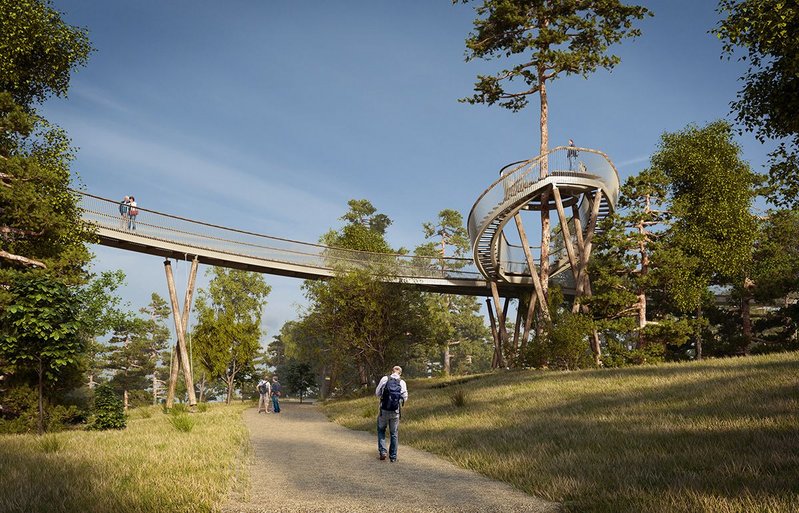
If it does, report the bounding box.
[38,434,64,453]
[169,403,189,415]
[449,388,467,408]
[136,407,154,419]
[0,385,38,433]
[169,413,195,433]
[126,389,153,408]
[89,384,126,430]
[0,386,84,433]
[197,402,209,413]
[45,404,82,432]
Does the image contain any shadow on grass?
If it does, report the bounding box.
[333,355,799,513]
[0,443,149,513]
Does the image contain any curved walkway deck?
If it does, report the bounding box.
[77,191,536,296]
[224,404,557,513]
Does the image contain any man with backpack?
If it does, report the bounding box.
[375,365,408,462]
[257,376,271,413]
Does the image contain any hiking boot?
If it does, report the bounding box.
[379,453,387,461]
[390,458,397,462]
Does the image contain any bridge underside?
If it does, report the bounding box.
[95,229,540,297]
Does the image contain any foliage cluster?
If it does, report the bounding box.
[88,384,125,430]
[281,203,493,398]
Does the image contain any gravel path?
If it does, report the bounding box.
[224,403,558,513]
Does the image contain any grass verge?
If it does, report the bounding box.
[322,352,799,513]
[0,403,250,513]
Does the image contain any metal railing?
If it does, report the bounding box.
[76,191,486,282]
[467,146,620,274]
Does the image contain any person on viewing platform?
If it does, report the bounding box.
[375,365,408,462]
[567,139,578,170]
[119,196,130,229]
[127,196,139,230]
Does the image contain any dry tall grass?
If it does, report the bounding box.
[323,352,799,513]
[0,403,250,513]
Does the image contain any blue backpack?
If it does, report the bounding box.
[380,377,402,412]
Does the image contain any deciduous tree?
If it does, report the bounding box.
[715,0,799,207]
[651,121,759,357]
[193,268,271,404]
[0,274,83,434]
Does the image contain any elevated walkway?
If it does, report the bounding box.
[77,192,532,296]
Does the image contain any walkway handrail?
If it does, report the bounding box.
[75,190,492,281]
[467,146,620,247]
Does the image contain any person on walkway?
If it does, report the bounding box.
[375,365,408,462]
[119,196,130,229]
[127,196,139,230]
[270,376,282,413]
[257,376,271,414]
[567,139,578,171]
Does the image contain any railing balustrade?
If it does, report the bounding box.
[76,191,490,282]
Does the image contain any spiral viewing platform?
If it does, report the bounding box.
[467,146,620,287]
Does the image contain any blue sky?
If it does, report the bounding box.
[42,0,772,341]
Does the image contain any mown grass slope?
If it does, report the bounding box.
[0,403,250,513]
[322,352,799,513]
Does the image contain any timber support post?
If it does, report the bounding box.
[489,282,508,369]
[486,297,501,368]
[163,257,199,408]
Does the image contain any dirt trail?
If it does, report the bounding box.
[224,403,558,513]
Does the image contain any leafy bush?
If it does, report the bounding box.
[46,404,82,432]
[169,413,195,432]
[0,385,38,433]
[89,384,126,430]
[0,385,83,433]
[126,389,152,408]
[196,402,209,413]
[527,310,596,370]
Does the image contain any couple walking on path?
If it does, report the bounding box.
[257,375,281,414]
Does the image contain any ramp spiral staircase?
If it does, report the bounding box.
[467,146,620,289]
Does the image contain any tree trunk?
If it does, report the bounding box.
[37,359,44,435]
[443,343,451,376]
[695,306,703,361]
[741,277,754,355]
[637,292,647,348]
[123,389,129,411]
[486,297,501,368]
[538,67,550,310]
[226,376,234,405]
[152,372,159,406]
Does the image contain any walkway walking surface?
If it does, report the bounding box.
[224,403,558,513]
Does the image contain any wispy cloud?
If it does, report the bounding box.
[70,82,136,116]
[67,119,347,239]
[615,155,650,168]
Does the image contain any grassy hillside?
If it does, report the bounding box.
[322,352,799,513]
[0,403,250,513]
